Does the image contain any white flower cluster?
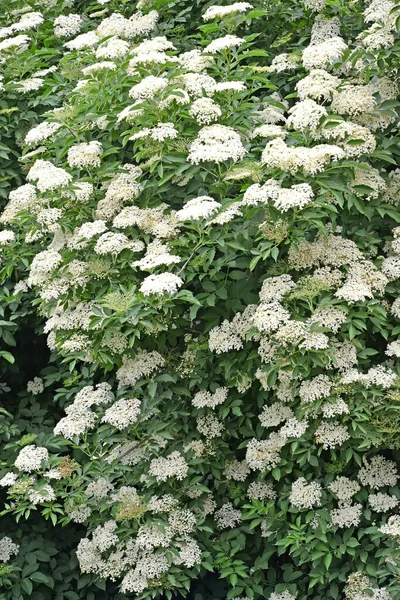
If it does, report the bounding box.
[289,477,322,509]
[25,121,61,146]
[214,502,242,528]
[176,196,221,221]
[202,3,253,20]
[85,478,114,499]
[188,125,246,164]
[302,36,347,70]
[67,141,102,169]
[189,98,222,125]
[0,537,19,562]
[246,434,286,471]
[192,387,228,408]
[26,377,44,395]
[358,456,398,489]
[331,504,362,528]
[314,421,350,449]
[296,69,341,101]
[116,350,165,387]
[259,402,293,428]
[262,138,344,175]
[101,398,141,429]
[149,451,189,481]
[64,32,99,51]
[0,35,30,53]
[15,445,49,472]
[54,383,113,439]
[130,123,178,142]
[204,35,244,54]
[140,273,183,296]
[369,492,399,512]
[96,38,130,59]
[328,477,361,504]
[129,76,168,100]
[54,14,82,37]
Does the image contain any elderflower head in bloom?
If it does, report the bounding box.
[53,383,113,439]
[197,414,224,438]
[24,121,62,147]
[129,76,168,100]
[15,445,49,472]
[314,421,350,449]
[304,0,326,10]
[14,77,44,93]
[246,434,286,471]
[131,36,175,55]
[0,35,30,53]
[188,125,246,164]
[149,451,188,482]
[0,537,19,562]
[259,402,293,428]
[27,377,44,395]
[176,196,221,221]
[28,484,56,505]
[116,350,165,387]
[252,302,290,334]
[302,37,347,70]
[259,275,295,302]
[296,69,341,101]
[369,492,399,512]
[289,477,322,509]
[96,38,130,59]
[192,387,228,409]
[224,459,250,482]
[28,250,63,286]
[101,398,141,429]
[331,84,376,117]
[189,98,222,125]
[178,49,214,72]
[11,11,44,32]
[82,61,116,75]
[299,374,332,403]
[287,99,327,134]
[247,481,276,501]
[328,477,361,504]
[330,504,362,528]
[202,3,253,20]
[321,121,376,158]
[54,14,82,37]
[386,340,400,358]
[261,138,344,175]
[0,230,15,246]
[130,122,178,142]
[85,478,114,499]
[269,592,297,600]
[204,35,244,54]
[133,240,180,271]
[267,53,300,73]
[0,472,18,487]
[379,515,400,541]
[27,160,72,192]
[214,502,242,529]
[358,456,398,489]
[94,232,143,256]
[140,272,183,296]
[274,184,315,212]
[67,141,102,169]
[64,31,99,51]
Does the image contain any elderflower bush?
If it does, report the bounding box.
[2,0,400,599]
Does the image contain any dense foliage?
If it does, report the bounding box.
[1,0,400,599]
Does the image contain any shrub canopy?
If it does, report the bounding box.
[1,1,400,599]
